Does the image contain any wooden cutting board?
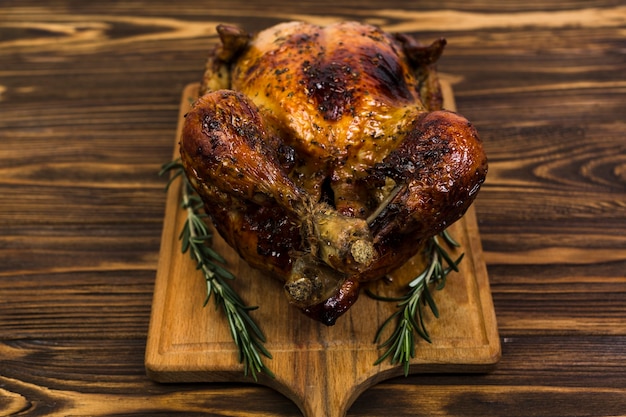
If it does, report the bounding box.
[145,81,500,417]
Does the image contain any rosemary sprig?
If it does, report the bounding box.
[160,159,273,381]
[160,158,463,378]
[367,230,464,376]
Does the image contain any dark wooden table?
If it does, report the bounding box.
[1,1,625,416]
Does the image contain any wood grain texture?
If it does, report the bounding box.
[1,1,625,416]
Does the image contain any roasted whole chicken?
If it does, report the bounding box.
[180,21,488,325]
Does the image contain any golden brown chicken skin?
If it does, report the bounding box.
[180,21,487,325]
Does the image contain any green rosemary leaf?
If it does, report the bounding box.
[240,307,268,342]
[180,229,191,254]
[245,338,263,365]
[406,310,423,341]
[209,262,236,280]
[190,199,205,212]
[378,316,404,349]
[373,309,402,344]
[408,268,428,288]
[202,244,227,263]
[189,215,209,234]
[435,241,459,272]
[436,272,448,291]
[193,232,213,241]
[422,285,439,318]
[440,229,461,247]
[403,358,411,377]
[203,287,212,307]
[373,347,394,366]
[159,159,184,178]
[451,253,465,269]
[403,329,413,362]
[390,337,402,364]
[253,338,274,361]
[396,295,415,308]
[415,306,431,343]
[163,169,183,191]
[365,289,405,303]
[239,304,260,312]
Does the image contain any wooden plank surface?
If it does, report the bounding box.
[144,82,500,417]
[1,1,625,416]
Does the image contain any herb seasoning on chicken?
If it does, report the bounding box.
[180,21,488,325]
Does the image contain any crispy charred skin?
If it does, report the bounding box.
[180,91,305,276]
[181,21,488,325]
